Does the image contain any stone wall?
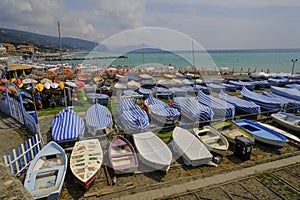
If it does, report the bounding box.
[0,161,33,200]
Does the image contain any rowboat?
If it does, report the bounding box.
[257,122,300,143]
[213,121,255,144]
[24,141,67,199]
[145,95,180,125]
[241,86,282,111]
[117,98,150,133]
[86,104,112,135]
[219,90,261,115]
[109,135,138,174]
[233,119,289,148]
[271,112,300,134]
[193,126,229,156]
[51,108,85,143]
[271,86,300,101]
[172,127,213,166]
[173,97,214,122]
[133,131,172,172]
[197,90,235,118]
[70,139,103,190]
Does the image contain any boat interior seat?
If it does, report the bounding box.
[202,136,220,143]
[111,152,134,158]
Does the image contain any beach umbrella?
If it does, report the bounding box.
[22,78,37,84]
[106,67,117,72]
[75,80,85,87]
[51,82,59,89]
[44,82,51,90]
[63,69,73,75]
[36,83,44,92]
[58,82,65,90]
[65,81,77,88]
[40,78,52,84]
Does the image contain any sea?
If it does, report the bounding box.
[58,48,300,74]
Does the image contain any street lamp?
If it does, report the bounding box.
[291,59,298,76]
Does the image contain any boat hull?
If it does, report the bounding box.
[173,127,213,166]
[233,119,288,148]
[271,112,300,133]
[24,141,67,200]
[70,139,103,190]
[109,135,138,174]
[193,126,229,156]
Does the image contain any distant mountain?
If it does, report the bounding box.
[0,27,107,51]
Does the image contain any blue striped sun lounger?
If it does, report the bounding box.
[197,90,235,118]
[117,98,150,133]
[241,86,282,111]
[52,108,85,142]
[219,90,261,114]
[86,104,112,134]
[173,97,214,122]
[145,95,180,125]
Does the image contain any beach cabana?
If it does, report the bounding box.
[173,97,214,122]
[169,87,187,97]
[86,104,112,135]
[206,83,225,93]
[52,108,85,142]
[197,90,235,118]
[86,93,110,106]
[241,86,282,111]
[138,87,153,99]
[219,90,261,114]
[221,83,237,92]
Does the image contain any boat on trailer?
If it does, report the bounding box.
[24,141,67,199]
[70,139,103,190]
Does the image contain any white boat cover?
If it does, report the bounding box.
[172,127,213,166]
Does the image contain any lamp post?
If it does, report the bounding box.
[291,59,298,76]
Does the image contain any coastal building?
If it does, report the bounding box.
[17,45,35,54]
[0,43,6,54]
[3,43,16,52]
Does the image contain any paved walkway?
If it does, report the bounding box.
[116,154,300,200]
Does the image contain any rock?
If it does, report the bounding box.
[0,161,33,200]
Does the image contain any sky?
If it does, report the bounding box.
[1,0,300,50]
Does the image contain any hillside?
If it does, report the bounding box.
[0,27,107,51]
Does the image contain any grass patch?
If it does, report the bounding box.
[157,131,173,139]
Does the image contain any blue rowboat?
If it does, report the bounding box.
[24,141,67,199]
[233,119,288,148]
